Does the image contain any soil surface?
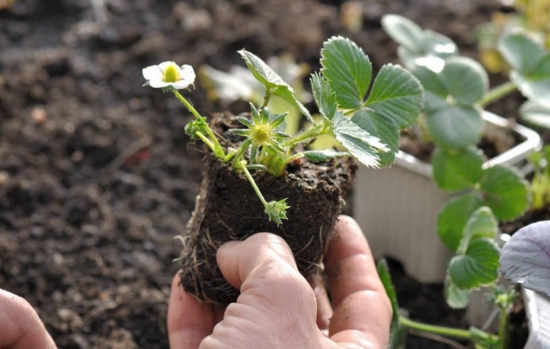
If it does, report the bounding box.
[1,0,517,348]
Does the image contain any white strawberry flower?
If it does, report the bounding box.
[142,61,196,90]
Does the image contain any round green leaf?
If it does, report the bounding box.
[440,57,488,105]
[438,193,483,252]
[449,238,500,289]
[520,100,550,128]
[500,221,550,296]
[352,110,399,167]
[427,105,483,150]
[321,36,372,109]
[511,70,550,109]
[444,276,471,309]
[461,207,498,248]
[498,32,545,74]
[365,64,424,130]
[432,147,484,192]
[382,15,457,71]
[478,165,530,221]
[381,14,425,53]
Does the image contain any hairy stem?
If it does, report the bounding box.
[172,89,225,158]
[478,82,517,108]
[399,317,472,339]
[239,163,268,207]
[282,124,325,148]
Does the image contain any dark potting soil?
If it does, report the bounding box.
[1,0,516,347]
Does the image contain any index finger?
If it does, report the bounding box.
[0,289,57,349]
[324,216,392,349]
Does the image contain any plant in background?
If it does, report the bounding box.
[143,36,423,225]
[527,145,550,210]
[375,14,547,349]
[477,0,550,74]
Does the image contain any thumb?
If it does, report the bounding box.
[0,289,57,349]
[216,232,298,290]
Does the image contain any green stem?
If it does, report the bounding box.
[399,317,472,339]
[240,164,268,206]
[261,89,272,110]
[172,89,225,158]
[282,124,325,148]
[498,308,509,349]
[478,82,517,108]
[232,139,252,168]
[195,132,215,152]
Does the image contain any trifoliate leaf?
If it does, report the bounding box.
[321,36,372,109]
[449,238,500,289]
[365,64,424,130]
[438,193,483,252]
[432,147,485,192]
[500,221,550,296]
[478,165,530,222]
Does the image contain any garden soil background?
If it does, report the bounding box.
[0,0,516,348]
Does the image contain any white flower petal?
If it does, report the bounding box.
[179,65,196,82]
[148,79,172,88]
[143,65,163,81]
[171,80,193,90]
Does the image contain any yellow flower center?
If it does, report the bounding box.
[251,124,272,145]
[163,64,181,83]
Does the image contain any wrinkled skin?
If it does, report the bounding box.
[168,216,392,349]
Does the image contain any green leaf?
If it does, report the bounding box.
[460,207,498,251]
[272,85,314,123]
[427,105,483,150]
[377,259,399,318]
[439,57,488,105]
[381,14,425,53]
[303,150,349,162]
[448,238,500,289]
[511,70,550,109]
[432,147,485,192]
[478,165,530,221]
[311,72,337,121]
[239,49,313,123]
[519,100,550,127]
[498,33,550,108]
[321,36,372,109]
[438,193,483,252]
[382,15,457,71]
[332,112,387,168]
[365,64,424,130]
[351,110,399,167]
[498,32,545,74]
[377,259,405,349]
[444,276,471,309]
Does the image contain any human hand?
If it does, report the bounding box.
[168,215,392,349]
[0,289,57,349]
